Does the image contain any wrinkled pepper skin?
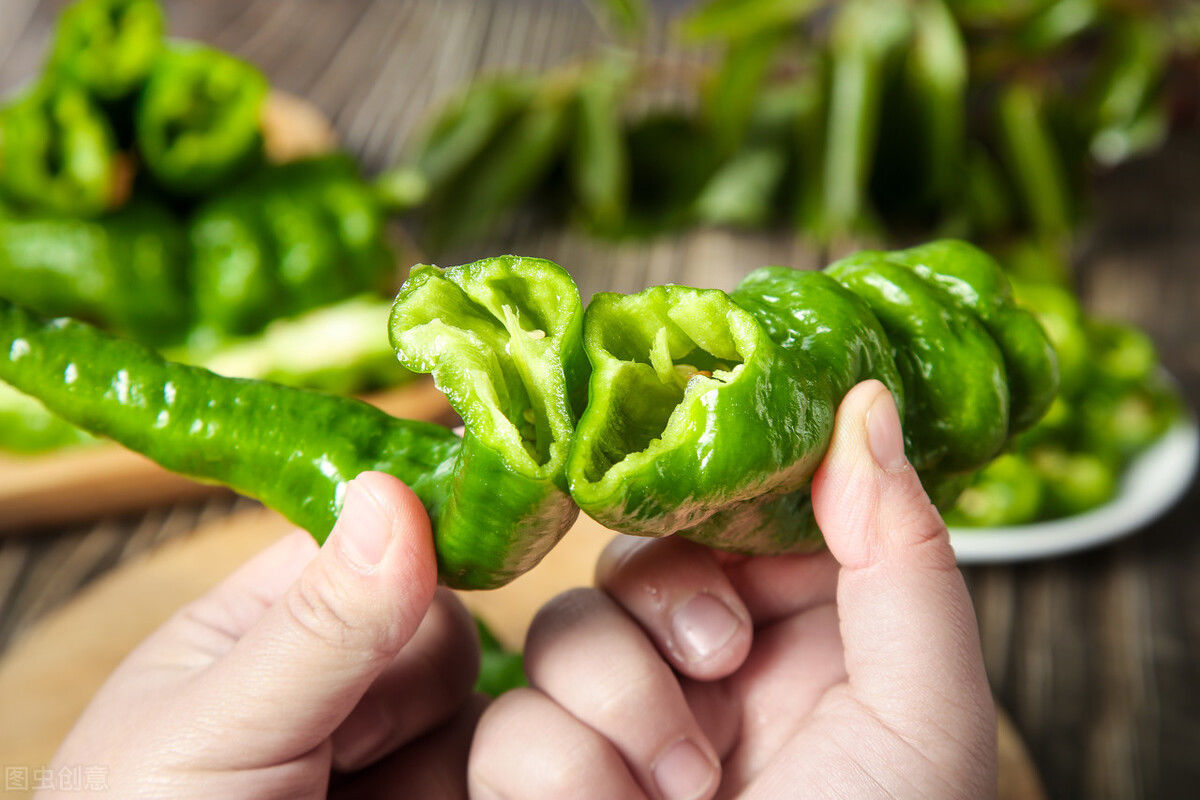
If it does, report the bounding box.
[569,239,1057,551]
[188,156,393,337]
[49,0,165,102]
[389,256,587,587]
[135,43,268,195]
[0,200,190,345]
[0,81,122,217]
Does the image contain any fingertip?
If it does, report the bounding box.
[596,537,751,681]
[349,470,437,595]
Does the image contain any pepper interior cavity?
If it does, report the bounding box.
[389,256,580,472]
[572,286,753,487]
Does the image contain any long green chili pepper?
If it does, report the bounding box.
[0,199,190,345]
[1086,15,1169,166]
[568,54,633,234]
[48,0,165,103]
[135,43,268,195]
[0,81,123,217]
[820,0,912,238]
[702,28,787,155]
[996,83,1073,239]
[872,0,967,220]
[678,0,821,44]
[423,82,572,251]
[567,239,1057,550]
[0,256,584,589]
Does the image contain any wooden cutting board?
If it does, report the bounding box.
[0,509,1046,799]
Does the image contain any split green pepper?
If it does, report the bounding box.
[568,239,1057,550]
[188,155,394,338]
[0,81,124,217]
[135,43,268,195]
[49,0,165,103]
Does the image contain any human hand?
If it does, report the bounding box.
[470,380,997,799]
[47,472,484,799]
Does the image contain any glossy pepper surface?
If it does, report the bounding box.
[0,200,190,345]
[49,0,165,102]
[188,155,393,338]
[135,43,268,195]
[568,239,1058,551]
[0,81,123,217]
[0,256,584,590]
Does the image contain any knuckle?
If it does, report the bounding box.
[282,564,394,661]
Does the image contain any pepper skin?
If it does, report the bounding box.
[49,0,165,103]
[188,156,393,337]
[135,43,268,195]
[0,81,123,217]
[0,200,190,346]
[568,239,1057,551]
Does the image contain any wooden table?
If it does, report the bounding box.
[1,2,1197,797]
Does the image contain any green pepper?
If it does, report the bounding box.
[702,28,786,155]
[1010,277,1089,395]
[474,618,527,697]
[182,295,410,396]
[568,54,633,234]
[995,83,1073,239]
[819,0,912,238]
[1029,445,1117,517]
[567,239,1056,550]
[49,0,165,103]
[188,156,393,338]
[944,453,1044,527]
[0,81,123,217]
[423,81,572,251]
[870,0,966,223]
[0,255,584,589]
[0,381,94,454]
[135,43,268,195]
[0,199,190,346]
[678,0,822,43]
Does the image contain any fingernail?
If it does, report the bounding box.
[671,593,740,663]
[654,739,717,800]
[335,479,392,570]
[866,389,908,473]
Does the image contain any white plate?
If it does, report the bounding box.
[949,416,1199,564]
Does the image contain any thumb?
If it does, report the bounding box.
[183,471,438,761]
[811,381,994,755]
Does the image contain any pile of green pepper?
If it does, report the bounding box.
[946,280,1181,527]
[0,239,1061,588]
[0,0,408,455]
[393,0,1194,260]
